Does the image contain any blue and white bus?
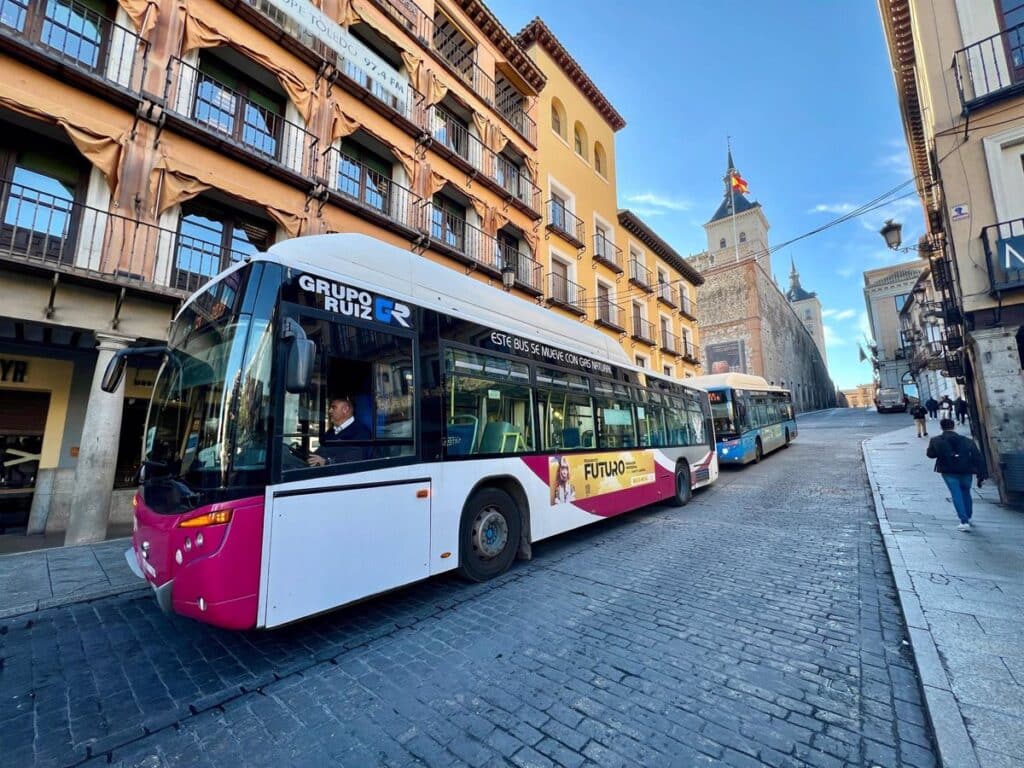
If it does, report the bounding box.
[689,373,797,465]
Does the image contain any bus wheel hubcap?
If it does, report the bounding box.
[473,507,508,559]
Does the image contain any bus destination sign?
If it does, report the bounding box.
[489,331,613,376]
[298,274,413,329]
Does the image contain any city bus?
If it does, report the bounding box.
[105,233,718,630]
[688,373,796,465]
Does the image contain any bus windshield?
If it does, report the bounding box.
[144,266,274,501]
[708,389,737,437]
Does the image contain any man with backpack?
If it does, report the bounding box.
[910,402,929,437]
[926,419,988,531]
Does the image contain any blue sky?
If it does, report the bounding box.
[488,0,923,390]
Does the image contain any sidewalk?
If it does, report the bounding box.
[864,423,1024,768]
[0,536,145,619]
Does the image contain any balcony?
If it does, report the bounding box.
[592,234,623,273]
[165,57,319,180]
[0,176,209,297]
[679,291,697,320]
[495,87,536,146]
[981,217,1024,293]
[656,282,677,308]
[547,273,586,315]
[682,340,700,363]
[370,0,432,44]
[0,0,148,100]
[953,23,1024,113]
[628,259,653,292]
[497,240,543,295]
[631,316,655,345]
[660,329,679,354]
[324,147,426,234]
[425,106,541,216]
[594,298,625,332]
[432,26,495,105]
[546,200,585,248]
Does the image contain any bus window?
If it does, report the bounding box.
[445,349,534,455]
[687,405,706,445]
[708,390,735,437]
[281,317,415,472]
[537,367,594,451]
[593,379,636,449]
[636,390,668,448]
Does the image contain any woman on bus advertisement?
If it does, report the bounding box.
[551,456,577,505]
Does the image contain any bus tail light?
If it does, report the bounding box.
[179,509,233,528]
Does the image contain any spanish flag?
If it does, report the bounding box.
[730,171,749,194]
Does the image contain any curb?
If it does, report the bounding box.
[0,584,150,620]
[861,438,980,768]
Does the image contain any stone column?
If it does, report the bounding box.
[65,333,133,546]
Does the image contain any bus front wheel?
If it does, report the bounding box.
[458,487,521,582]
[752,439,763,464]
[669,464,692,507]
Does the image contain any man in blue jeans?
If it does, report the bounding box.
[926,419,988,531]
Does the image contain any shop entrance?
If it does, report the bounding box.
[0,389,49,533]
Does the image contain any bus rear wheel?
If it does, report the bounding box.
[752,438,763,464]
[458,487,521,582]
[669,464,692,507]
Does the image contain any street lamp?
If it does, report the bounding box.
[880,219,903,250]
[501,258,516,291]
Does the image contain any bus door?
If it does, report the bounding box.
[263,306,425,627]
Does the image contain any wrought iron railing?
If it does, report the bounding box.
[657,282,677,307]
[547,200,585,245]
[324,147,426,232]
[682,340,700,362]
[629,258,653,291]
[547,273,586,313]
[631,316,655,344]
[593,234,623,272]
[428,205,525,280]
[0,0,149,93]
[953,22,1024,111]
[0,177,246,296]
[495,88,536,145]
[679,291,696,319]
[370,0,432,43]
[433,29,494,104]
[424,105,540,212]
[661,329,679,354]
[166,57,319,178]
[595,298,624,329]
[497,240,542,292]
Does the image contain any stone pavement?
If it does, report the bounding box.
[0,537,144,619]
[864,422,1024,768]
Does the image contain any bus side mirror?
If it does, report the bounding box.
[282,318,315,393]
[101,350,129,393]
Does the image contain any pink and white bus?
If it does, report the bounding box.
[108,234,718,629]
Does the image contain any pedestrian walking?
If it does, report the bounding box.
[925,396,939,419]
[926,419,988,531]
[910,402,928,438]
[954,396,968,425]
[939,395,954,419]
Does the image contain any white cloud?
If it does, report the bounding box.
[624,192,691,212]
[823,324,849,347]
[626,207,665,218]
[837,265,856,279]
[809,202,857,215]
[822,308,857,321]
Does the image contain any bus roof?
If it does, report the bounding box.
[688,373,790,394]
[259,233,632,367]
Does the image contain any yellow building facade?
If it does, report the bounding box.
[515,19,703,379]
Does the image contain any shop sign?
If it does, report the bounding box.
[992,235,1024,291]
[0,358,28,383]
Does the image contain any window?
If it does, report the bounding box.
[593,379,635,448]
[337,140,391,213]
[719,238,726,249]
[537,367,594,451]
[433,12,475,83]
[594,142,607,176]
[550,191,567,231]
[282,316,415,472]
[997,1,1024,74]
[550,257,572,302]
[193,55,285,159]
[739,232,746,243]
[894,293,910,313]
[574,125,585,157]
[550,98,566,138]
[431,105,469,160]
[431,194,466,251]
[174,199,273,292]
[635,355,647,368]
[4,0,111,70]
[663,364,674,377]
[595,222,610,257]
[445,349,533,455]
[596,281,615,324]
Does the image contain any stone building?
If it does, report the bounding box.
[862,261,925,395]
[786,258,828,368]
[688,154,836,411]
[842,383,877,408]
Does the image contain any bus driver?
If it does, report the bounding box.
[307,397,371,466]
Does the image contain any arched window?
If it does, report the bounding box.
[573,121,588,159]
[719,238,726,249]
[739,232,747,243]
[551,98,566,138]
[594,142,607,176]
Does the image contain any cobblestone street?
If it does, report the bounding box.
[0,409,938,767]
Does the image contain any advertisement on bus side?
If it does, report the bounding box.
[549,452,656,506]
